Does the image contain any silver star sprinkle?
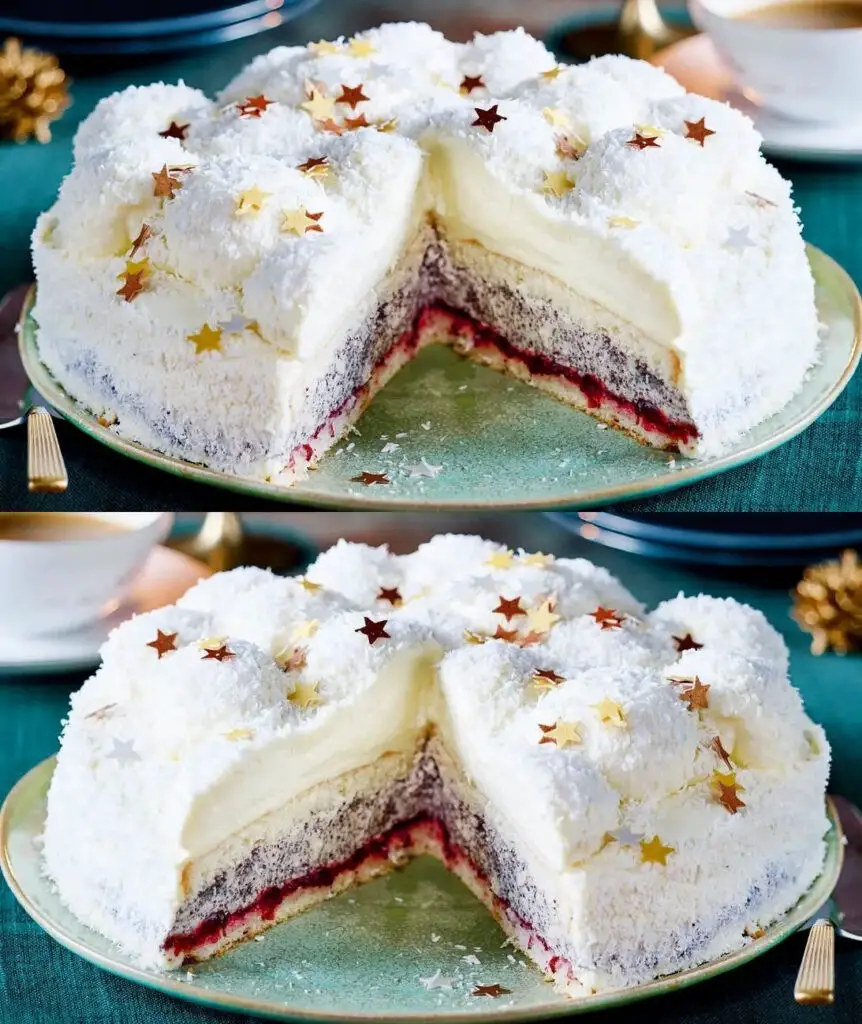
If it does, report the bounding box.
[107,738,141,764]
[409,458,443,479]
[219,314,256,334]
[608,826,644,847]
[420,970,455,990]
[723,226,756,251]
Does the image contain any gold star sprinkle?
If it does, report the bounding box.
[280,207,324,235]
[301,88,336,122]
[713,771,746,814]
[627,132,661,151]
[485,549,515,569]
[608,216,639,229]
[288,682,323,709]
[377,586,402,606]
[152,164,184,198]
[538,720,582,748]
[146,629,177,658]
[542,106,571,129]
[297,577,322,592]
[188,323,222,355]
[460,74,486,95]
[589,607,625,630]
[472,984,511,998]
[336,83,369,108]
[592,697,626,728]
[374,118,398,133]
[464,630,487,645]
[355,617,390,644]
[235,186,271,216]
[640,835,675,865]
[351,471,390,486]
[202,644,236,662]
[128,223,152,258]
[684,117,716,146]
[291,620,319,641]
[296,156,331,178]
[309,39,342,56]
[541,65,564,80]
[520,552,554,567]
[541,169,575,199]
[673,633,703,652]
[711,735,733,769]
[472,105,506,133]
[159,121,189,140]
[527,599,560,635]
[347,37,376,57]
[679,677,710,712]
[493,595,526,621]
[224,728,254,741]
[275,647,307,672]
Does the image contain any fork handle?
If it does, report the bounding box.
[794,919,835,1005]
[27,406,68,493]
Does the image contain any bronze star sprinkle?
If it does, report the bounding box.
[237,94,275,118]
[336,83,369,109]
[710,735,734,769]
[152,164,184,199]
[472,985,511,998]
[351,471,390,486]
[532,668,565,688]
[459,74,485,95]
[713,771,746,814]
[627,132,661,150]
[538,720,582,748]
[472,105,506,133]
[493,625,519,642]
[377,586,402,606]
[344,113,369,130]
[355,617,391,645]
[673,633,703,652]
[146,629,178,658]
[679,677,710,711]
[555,134,585,160]
[318,117,347,135]
[589,607,624,630]
[128,223,151,258]
[116,268,146,303]
[275,647,307,672]
[202,644,236,662]
[296,156,331,177]
[493,595,526,621]
[684,117,716,146]
[159,121,189,140]
[517,630,544,648]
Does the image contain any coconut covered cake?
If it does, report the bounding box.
[30,23,820,482]
[42,535,830,996]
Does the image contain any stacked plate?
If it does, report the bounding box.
[547,513,862,568]
[0,0,320,55]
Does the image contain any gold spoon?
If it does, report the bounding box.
[556,0,694,63]
[167,512,310,575]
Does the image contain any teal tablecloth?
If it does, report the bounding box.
[1,516,861,1023]
[0,7,860,511]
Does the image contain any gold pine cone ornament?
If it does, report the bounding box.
[792,549,862,655]
[0,37,69,143]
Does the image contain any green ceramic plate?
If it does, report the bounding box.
[0,758,844,1022]
[19,245,862,510]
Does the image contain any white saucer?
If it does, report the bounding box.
[652,34,862,162]
[0,546,211,676]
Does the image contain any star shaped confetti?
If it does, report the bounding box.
[640,835,675,866]
[592,697,626,728]
[420,970,454,991]
[296,156,331,178]
[745,190,777,209]
[472,984,511,998]
[355,617,390,644]
[555,134,586,160]
[520,551,554,567]
[678,677,710,711]
[589,607,625,630]
[146,629,178,658]
[281,207,325,235]
[673,633,703,652]
[347,36,376,58]
[374,118,398,133]
[485,549,515,570]
[275,647,307,672]
[724,226,756,251]
[541,169,575,199]
[236,186,271,216]
[493,595,526,621]
[202,644,236,662]
[152,164,184,199]
[684,117,716,146]
[219,314,256,334]
[128,223,152,258]
[107,738,141,765]
[302,88,336,122]
[337,83,369,108]
[318,118,347,135]
[288,681,324,709]
[541,65,564,80]
[608,216,639,229]
[241,94,275,117]
[377,586,402,606]
[542,106,571,129]
[298,577,322,592]
[711,735,733,769]
[291,620,319,641]
[627,132,661,151]
[527,599,560,635]
[472,105,506,133]
[460,74,486,95]
[86,703,118,721]
[538,720,582,748]
[607,826,644,847]
[309,39,342,56]
[493,625,518,642]
[159,121,189,140]
[351,471,390,486]
[517,631,544,648]
[464,630,488,645]
[344,113,370,131]
[116,267,146,303]
[408,458,443,479]
[224,728,254,741]
[713,771,746,814]
[531,668,565,689]
[188,323,223,355]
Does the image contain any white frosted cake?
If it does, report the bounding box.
[43,535,830,995]
[31,23,819,481]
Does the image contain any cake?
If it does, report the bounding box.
[43,534,831,996]
[30,23,820,483]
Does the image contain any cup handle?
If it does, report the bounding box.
[27,406,68,492]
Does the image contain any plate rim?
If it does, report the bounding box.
[0,756,845,1023]
[18,244,862,510]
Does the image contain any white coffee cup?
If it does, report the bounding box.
[0,512,173,637]
[688,0,862,123]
